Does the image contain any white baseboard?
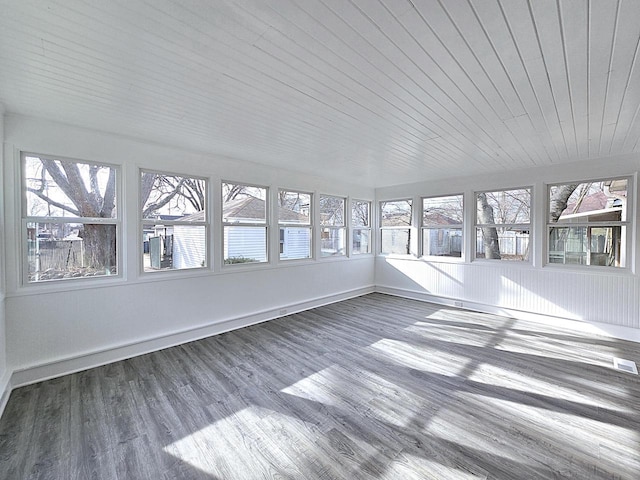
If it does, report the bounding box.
[10,285,375,389]
[0,370,12,420]
[376,285,640,344]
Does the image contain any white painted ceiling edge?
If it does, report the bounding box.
[1,1,640,187]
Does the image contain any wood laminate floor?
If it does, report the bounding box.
[1,293,639,479]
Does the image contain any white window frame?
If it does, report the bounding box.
[351,199,372,255]
[21,152,121,285]
[222,181,269,266]
[474,187,532,263]
[319,194,346,258]
[379,198,413,256]
[140,169,209,274]
[545,176,632,269]
[421,193,464,260]
[278,189,313,261]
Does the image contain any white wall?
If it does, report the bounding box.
[3,114,375,385]
[376,155,640,340]
[0,106,9,413]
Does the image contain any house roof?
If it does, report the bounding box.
[423,211,462,226]
[562,191,608,216]
[223,196,267,221]
[559,191,625,223]
[176,196,307,223]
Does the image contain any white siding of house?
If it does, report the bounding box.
[173,225,207,269]
[281,227,311,259]
[224,226,267,262]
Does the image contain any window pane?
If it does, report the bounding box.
[279,191,311,224]
[476,227,530,261]
[224,226,267,264]
[222,183,267,224]
[381,200,412,227]
[352,228,371,254]
[141,172,206,222]
[27,222,117,282]
[423,195,463,226]
[381,229,410,255]
[590,227,623,266]
[25,155,117,219]
[279,227,311,260]
[423,227,462,257]
[549,226,624,267]
[550,179,627,223]
[476,189,530,225]
[144,224,206,271]
[321,227,345,257]
[548,226,586,265]
[320,196,345,226]
[352,201,370,227]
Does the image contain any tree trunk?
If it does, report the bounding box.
[549,184,581,222]
[80,224,117,272]
[477,193,501,259]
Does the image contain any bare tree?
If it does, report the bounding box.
[352,201,370,226]
[141,173,206,218]
[476,193,501,259]
[223,183,248,202]
[549,183,582,222]
[27,158,117,269]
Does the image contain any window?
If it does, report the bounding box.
[422,194,463,258]
[278,190,312,260]
[222,182,268,264]
[141,171,208,272]
[547,178,629,267]
[475,188,531,261]
[23,153,119,283]
[320,195,346,257]
[352,200,371,255]
[380,199,412,255]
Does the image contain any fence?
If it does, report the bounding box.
[28,239,84,272]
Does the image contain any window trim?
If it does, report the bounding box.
[379,198,413,256]
[319,194,347,258]
[351,199,372,256]
[545,176,632,270]
[21,152,122,285]
[473,186,533,263]
[221,180,270,267]
[420,193,464,260]
[277,188,314,262]
[140,168,210,274]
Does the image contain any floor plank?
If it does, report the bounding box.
[1,293,639,479]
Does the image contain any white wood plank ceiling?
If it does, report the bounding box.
[1,0,640,187]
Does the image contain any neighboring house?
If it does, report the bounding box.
[549,190,625,266]
[166,211,206,269]
[423,211,462,257]
[169,196,310,267]
[145,215,183,269]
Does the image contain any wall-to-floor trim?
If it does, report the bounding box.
[9,285,375,390]
[376,285,640,344]
[0,371,11,420]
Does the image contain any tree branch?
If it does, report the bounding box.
[26,188,80,216]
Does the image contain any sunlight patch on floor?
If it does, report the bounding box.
[385,450,488,480]
[163,406,305,476]
[368,338,470,377]
[460,390,639,457]
[280,366,341,406]
[464,362,630,411]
